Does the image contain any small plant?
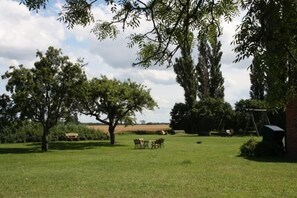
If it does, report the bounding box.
[240,138,284,157]
[240,138,259,157]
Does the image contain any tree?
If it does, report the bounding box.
[233,0,297,107]
[79,76,157,145]
[20,0,238,67]
[173,35,197,108]
[208,34,224,99]
[4,47,87,151]
[0,94,18,133]
[195,97,233,133]
[197,32,224,99]
[249,53,266,100]
[197,35,210,99]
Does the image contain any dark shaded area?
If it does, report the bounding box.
[237,155,297,163]
[49,141,124,150]
[0,146,41,154]
[0,141,124,154]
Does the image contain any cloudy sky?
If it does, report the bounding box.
[0,0,251,123]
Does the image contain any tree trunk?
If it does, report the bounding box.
[41,127,49,151]
[109,125,115,145]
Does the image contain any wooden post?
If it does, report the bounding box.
[286,96,297,156]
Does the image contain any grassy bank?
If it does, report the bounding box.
[0,134,296,197]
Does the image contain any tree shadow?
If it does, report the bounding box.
[237,154,297,163]
[0,141,125,154]
[49,141,125,150]
[0,145,41,154]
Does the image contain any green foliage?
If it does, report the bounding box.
[0,121,107,143]
[195,98,234,133]
[0,94,19,133]
[234,99,269,132]
[170,98,233,134]
[79,76,157,144]
[20,0,239,67]
[197,31,224,100]
[240,138,258,157]
[169,103,191,131]
[173,38,198,107]
[50,124,108,141]
[3,46,87,151]
[234,0,297,107]
[249,53,266,100]
[240,138,283,157]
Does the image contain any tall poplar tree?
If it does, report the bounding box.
[197,32,224,99]
[249,53,266,100]
[173,36,197,108]
[197,35,210,99]
[209,35,224,99]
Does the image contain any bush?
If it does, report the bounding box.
[170,99,234,134]
[240,138,259,157]
[240,138,284,157]
[0,121,108,143]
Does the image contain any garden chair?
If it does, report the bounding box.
[151,138,165,149]
[134,139,141,149]
[159,138,165,148]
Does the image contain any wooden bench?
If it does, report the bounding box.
[65,133,79,141]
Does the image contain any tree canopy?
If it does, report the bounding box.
[79,76,158,144]
[234,0,297,107]
[20,0,238,67]
[3,46,87,151]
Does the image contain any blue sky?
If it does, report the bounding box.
[0,0,252,123]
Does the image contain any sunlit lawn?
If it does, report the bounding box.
[0,134,297,197]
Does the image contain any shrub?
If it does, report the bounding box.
[50,124,108,141]
[170,99,234,134]
[240,138,259,157]
[0,122,108,143]
[240,138,284,157]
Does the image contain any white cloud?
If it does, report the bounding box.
[0,0,65,63]
[0,0,252,123]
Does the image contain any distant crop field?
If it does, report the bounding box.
[87,124,171,133]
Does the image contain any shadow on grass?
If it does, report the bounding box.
[0,146,41,154]
[0,141,125,154]
[237,155,297,163]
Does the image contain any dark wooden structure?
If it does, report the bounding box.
[286,96,297,156]
[244,108,270,136]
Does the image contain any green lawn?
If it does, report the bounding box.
[0,134,297,198]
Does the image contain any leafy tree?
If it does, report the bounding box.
[169,102,198,133]
[20,0,238,67]
[173,35,197,108]
[197,31,224,99]
[4,47,87,151]
[249,53,266,100]
[233,0,297,107]
[79,76,157,145]
[195,97,233,133]
[170,99,233,134]
[208,34,224,99]
[0,94,18,133]
[197,35,210,99]
[169,103,189,131]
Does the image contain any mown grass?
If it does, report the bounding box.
[0,134,297,198]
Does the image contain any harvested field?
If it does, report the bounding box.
[87,124,171,133]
